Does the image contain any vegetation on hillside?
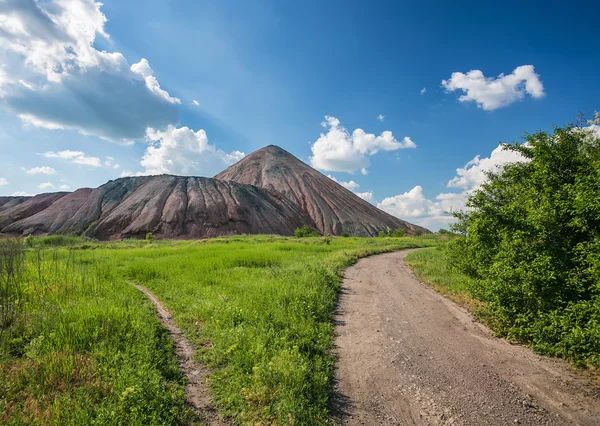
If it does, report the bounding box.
[294,225,321,237]
[409,117,600,368]
[1,234,440,424]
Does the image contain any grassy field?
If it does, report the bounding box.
[404,247,484,313]
[1,234,439,425]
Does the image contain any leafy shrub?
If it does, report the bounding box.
[294,225,320,238]
[145,232,154,241]
[340,232,350,238]
[378,228,407,238]
[448,118,600,366]
[390,228,407,237]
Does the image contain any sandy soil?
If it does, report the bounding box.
[332,249,600,425]
[132,284,228,425]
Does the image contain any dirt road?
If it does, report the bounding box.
[332,250,600,425]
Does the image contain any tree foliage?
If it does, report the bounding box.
[294,225,320,238]
[449,120,600,366]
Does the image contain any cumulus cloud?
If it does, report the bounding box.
[130,125,245,177]
[326,174,374,203]
[130,58,180,105]
[379,145,528,230]
[59,184,70,190]
[0,0,178,143]
[38,181,55,190]
[377,114,385,122]
[192,100,200,107]
[310,116,416,174]
[378,186,463,231]
[41,150,101,167]
[420,87,427,95]
[379,186,439,219]
[447,144,528,189]
[326,175,360,191]
[0,178,8,186]
[442,65,544,110]
[355,191,374,202]
[25,166,57,175]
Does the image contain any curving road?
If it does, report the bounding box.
[332,249,600,425]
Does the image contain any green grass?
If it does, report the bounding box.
[1,234,440,425]
[0,243,190,425]
[404,247,483,312]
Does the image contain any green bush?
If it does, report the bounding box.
[340,232,350,238]
[449,117,600,366]
[377,228,407,238]
[294,225,320,238]
[145,232,154,241]
[390,228,407,237]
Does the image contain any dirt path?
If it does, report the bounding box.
[132,284,227,425]
[332,249,600,426]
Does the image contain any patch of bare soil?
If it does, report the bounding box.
[332,250,600,425]
[132,284,228,425]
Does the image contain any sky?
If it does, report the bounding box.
[0,0,599,230]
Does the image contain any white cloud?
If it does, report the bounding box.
[192,100,200,107]
[377,114,385,122]
[41,150,101,167]
[326,175,360,191]
[341,180,360,191]
[11,191,34,196]
[378,186,459,231]
[442,65,544,110]
[0,0,178,143]
[38,181,55,190]
[355,191,373,202]
[447,144,527,190]
[310,116,416,173]
[378,144,529,231]
[420,87,427,95]
[379,186,438,219]
[25,166,57,175]
[134,125,245,176]
[59,184,70,190]
[130,58,180,105]
[0,178,8,186]
[326,174,374,203]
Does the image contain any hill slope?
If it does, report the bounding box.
[0,145,428,239]
[215,145,427,236]
[0,176,312,240]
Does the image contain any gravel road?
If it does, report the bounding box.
[332,249,600,425]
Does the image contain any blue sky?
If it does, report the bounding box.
[1,0,599,230]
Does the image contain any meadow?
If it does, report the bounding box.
[1,234,439,425]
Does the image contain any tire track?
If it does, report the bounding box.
[132,283,228,425]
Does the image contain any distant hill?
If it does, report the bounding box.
[0,146,428,240]
[216,145,428,236]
